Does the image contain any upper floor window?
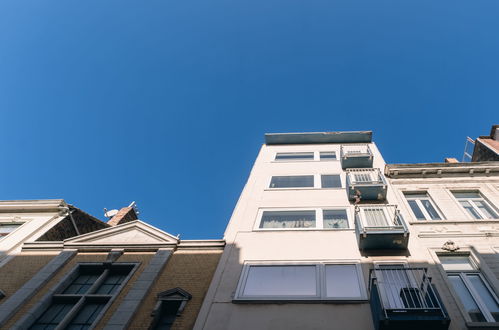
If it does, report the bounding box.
[235,262,366,301]
[439,254,499,323]
[28,263,135,329]
[269,175,342,189]
[150,288,192,330]
[452,191,498,220]
[275,152,314,161]
[257,208,349,230]
[270,176,314,188]
[404,192,442,221]
[320,152,337,161]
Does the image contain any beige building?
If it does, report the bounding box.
[195,130,499,330]
[0,202,224,329]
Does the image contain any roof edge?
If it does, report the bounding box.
[265,131,372,145]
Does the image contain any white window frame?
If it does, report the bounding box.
[403,191,444,221]
[254,208,352,231]
[451,191,499,220]
[234,261,367,301]
[267,174,343,190]
[272,151,340,163]
[438,253,499,323]
[274,152,316,162]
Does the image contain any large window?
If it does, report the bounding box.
[452,191,498,220]
[257,209,349,230]
[29,263,135,329]
[320,152,337,161]
[236,262,366,301]
[269,176,314,188]
[439,254,499,322]
[404,192,443,220]
[268,174,342,189]
[275,152,314,161]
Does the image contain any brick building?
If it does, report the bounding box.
[0,202,224,329]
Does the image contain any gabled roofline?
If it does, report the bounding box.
[265,131,372,145]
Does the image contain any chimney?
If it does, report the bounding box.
[107,202,139,226]
[445,158,459,163]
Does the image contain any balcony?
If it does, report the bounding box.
[346,168,387,201]
[340,144,373,169]
[369,267,450,330]
[355,205,409,250]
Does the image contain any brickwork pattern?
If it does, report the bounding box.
[128,250,222,330]
[0,253,57,298]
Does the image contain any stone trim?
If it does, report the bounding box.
[104,248,173,330]
[0,249,76,328]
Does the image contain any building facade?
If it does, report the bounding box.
[0,202,224,329]
[195,130,499,330]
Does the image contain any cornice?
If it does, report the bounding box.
[385,162,499,179]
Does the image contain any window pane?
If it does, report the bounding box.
[63,274,100,294]
[460,201,483,219]
[320,152,336,160]
[275,153,314,161]
[421,199,442,220]
[68,302,106,329]
[448,275,486,322]
[439,255,475,271]
[408,200,426,220]
[474,201,498,219]
[453,192,482,199]
[321,175,341,188]
[323,210,348,229]
[30,302,75,329]
[260,211,316,229]
[96,273,127,294]
[242,265,317,297]
[269,176,314,188]
[325,265,361,298]
[467,275,499,321]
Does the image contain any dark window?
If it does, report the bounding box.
[275,152,314,161]
[320,152,336,160]
[150,288,192,330]
[270,176,314,188]
[29,264,134,330]
[321,175,341,188]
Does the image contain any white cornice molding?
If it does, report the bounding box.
[0,200,66,213]
[385,162,499,179]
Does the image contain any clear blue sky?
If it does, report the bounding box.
[0,0,497,239]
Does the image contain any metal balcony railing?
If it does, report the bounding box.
[340,144,373,169]
[346,169,387,201]
[369,267,448,318]
[355,205,408,234]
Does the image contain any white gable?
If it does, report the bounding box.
[65,220,179,245]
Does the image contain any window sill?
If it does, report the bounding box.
[466,321,499,329]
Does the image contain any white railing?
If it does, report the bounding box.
[355,205,408,232]
[340,144,372,158]
[346,168,385,185]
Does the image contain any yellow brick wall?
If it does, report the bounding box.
[128,250,223,330]
[94,252,155,329]
[0,253,57,299]
[4,252,110,328]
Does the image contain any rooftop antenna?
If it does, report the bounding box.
[462,137,475,162]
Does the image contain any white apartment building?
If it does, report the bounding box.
[195,130,499,330]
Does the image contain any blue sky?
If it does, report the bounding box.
[0,0,497,239]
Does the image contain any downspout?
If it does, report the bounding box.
[63,206,81,236]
